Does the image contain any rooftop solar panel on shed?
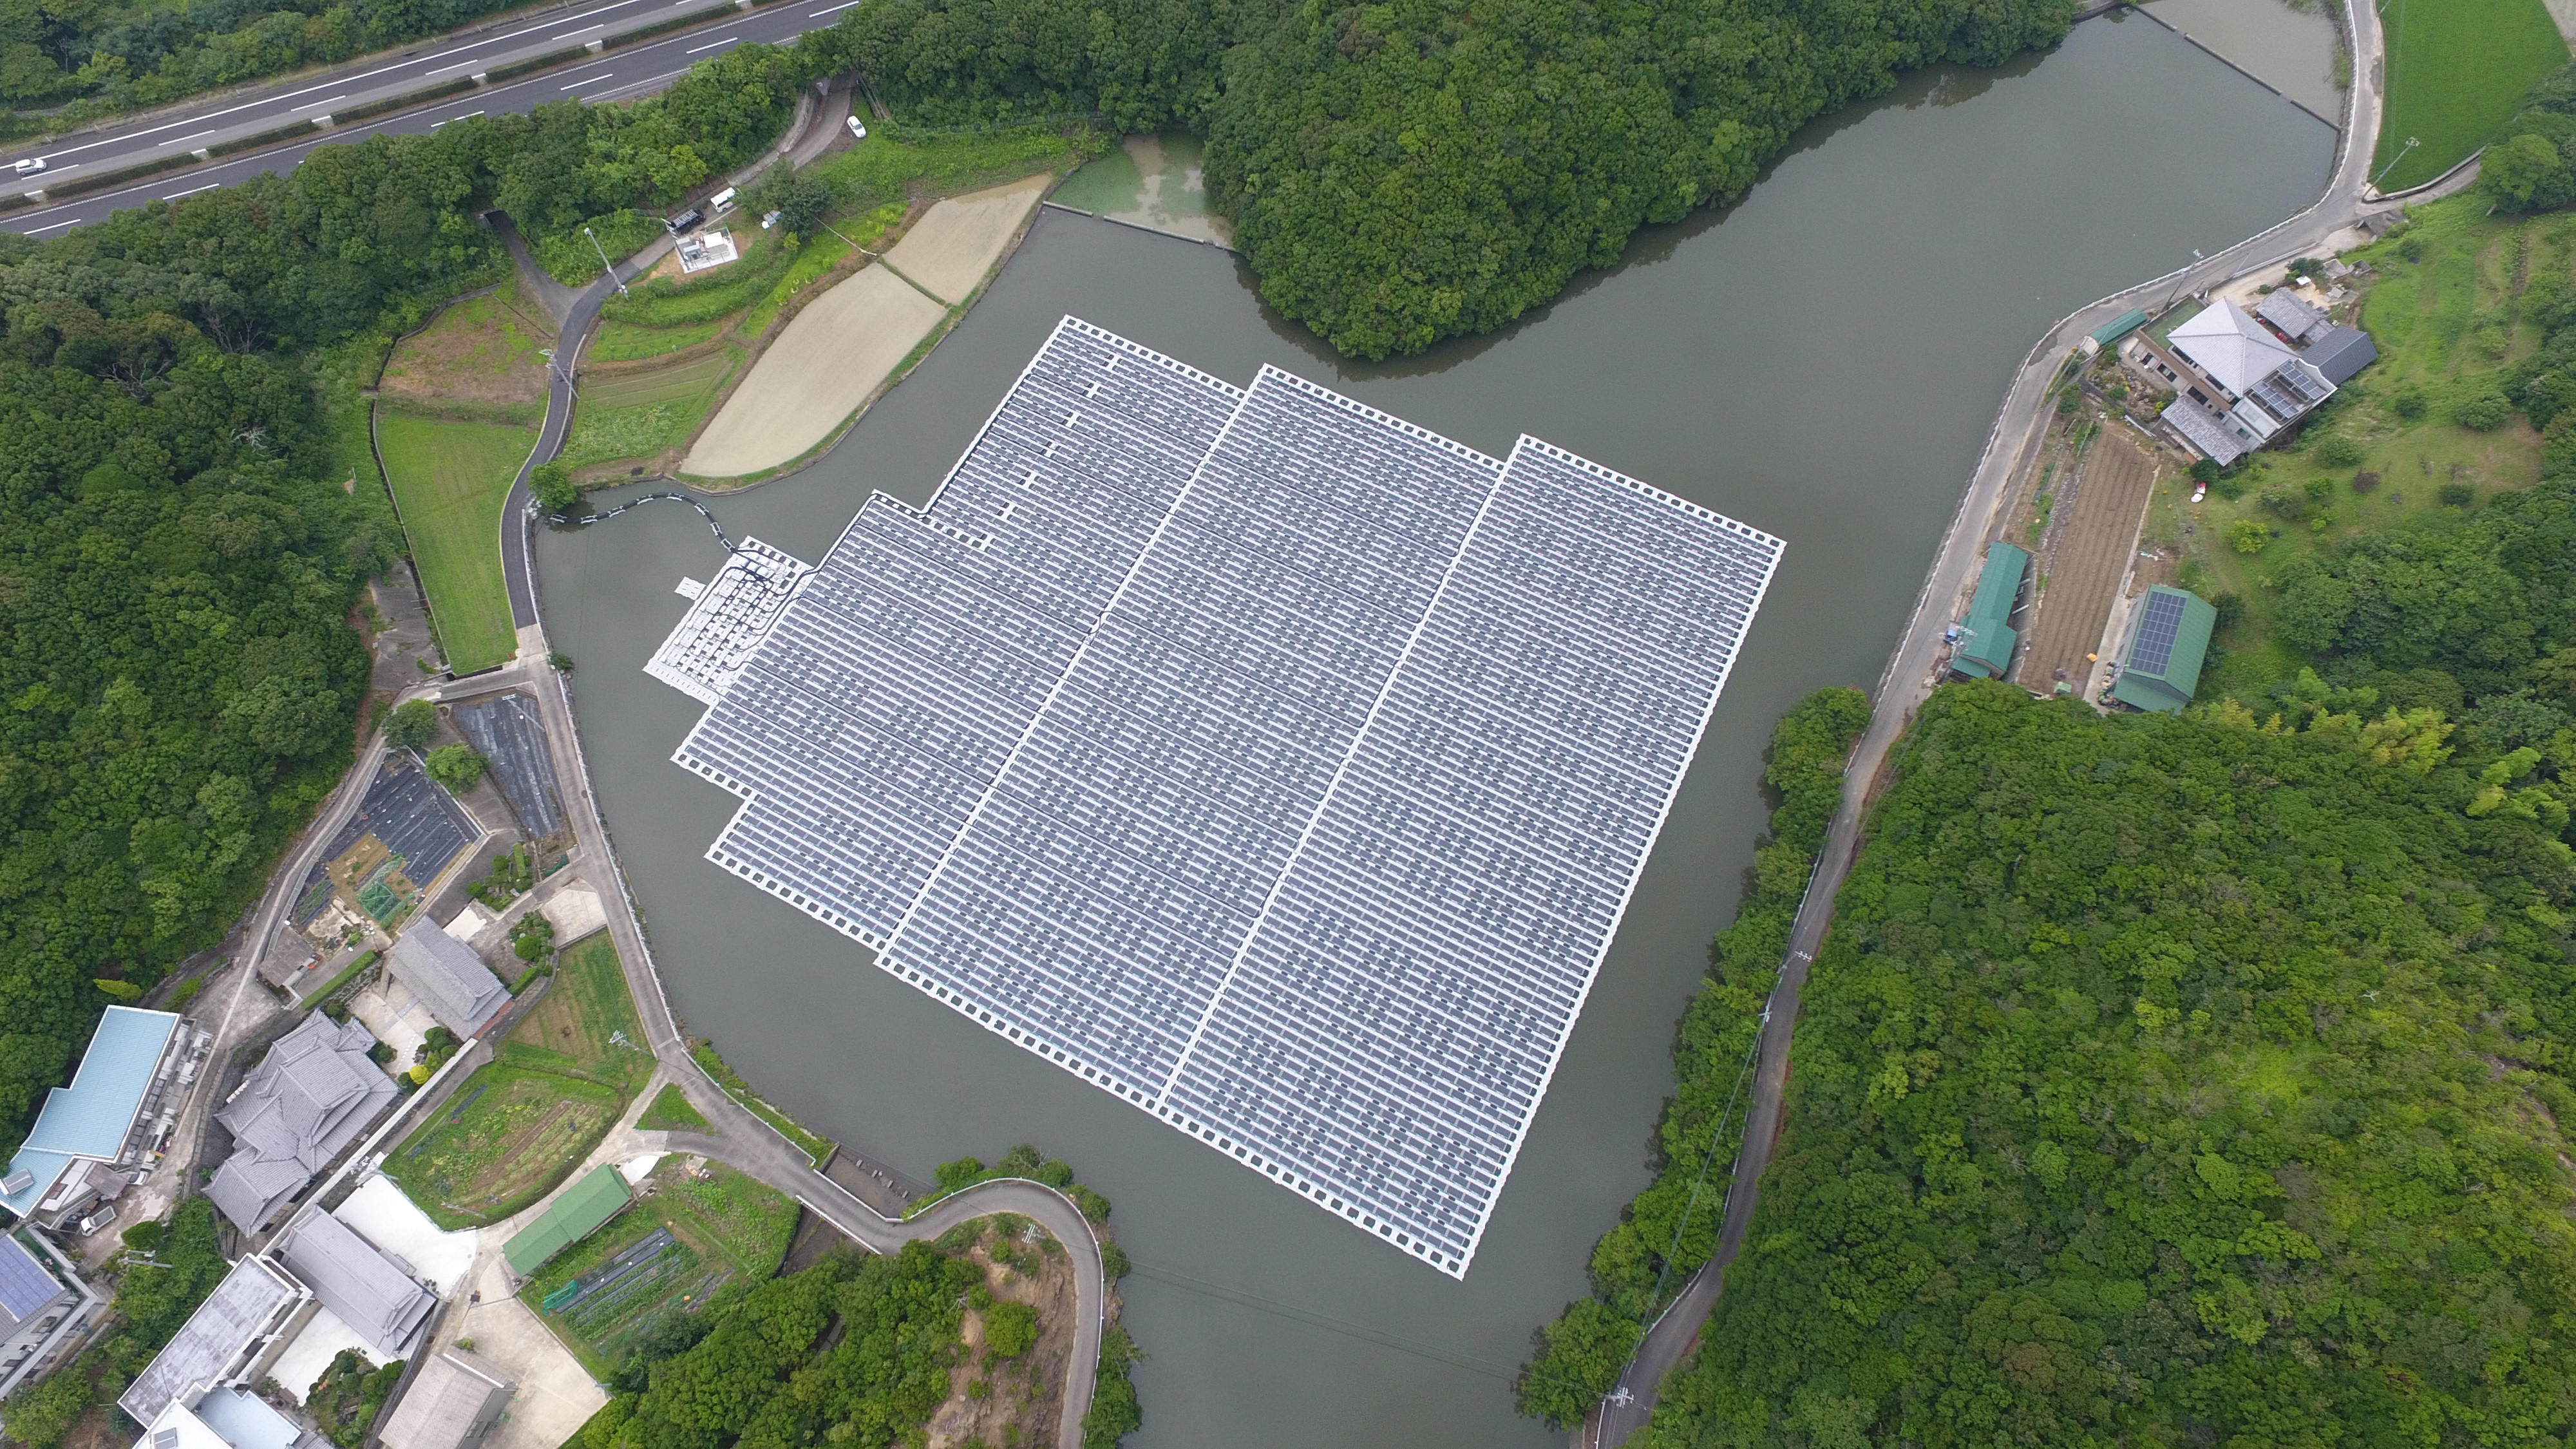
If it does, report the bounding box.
[0,1234,65,1321]
[2127,589,2186,676]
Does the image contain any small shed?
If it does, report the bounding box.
[2111,586,2218,714]
[1951,542,2029,679]
[502,1164,630,1276]
[2300,325,2378,386]
[2082,308,2150,354]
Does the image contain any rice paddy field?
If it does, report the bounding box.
[2373,0,2566,190]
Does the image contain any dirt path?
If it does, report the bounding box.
[2016,430,2161,692]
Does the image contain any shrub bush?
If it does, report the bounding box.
[2454,390,2512,430]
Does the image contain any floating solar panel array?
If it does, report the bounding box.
[647,316,1783,1275]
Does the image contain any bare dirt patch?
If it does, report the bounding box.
[923,1222,1082,1449]
[382,276,554,411]
[679,265,945,478]
[882,173,1052,305]
[2016,430,2162,694]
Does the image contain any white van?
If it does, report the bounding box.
[710,186,737,213]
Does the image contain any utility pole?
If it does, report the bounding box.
[2371,137,2419,191]
[585,226,628,299]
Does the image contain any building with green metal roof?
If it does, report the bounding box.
[502,1164,630,1276]
[2084,308,2151,354]
[2110,585,2217,714]
[1951,542,2029,679]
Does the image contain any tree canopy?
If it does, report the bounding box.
[842,0,2070,357]
[1516,686,1870,1427]
[580,1242,982,1449]
[1643,674,2575,1446]
[0,37,837,1162]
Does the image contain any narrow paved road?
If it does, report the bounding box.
[495,80,829,627]
[1586,1,2396,1441]
[390,651,1112,1449]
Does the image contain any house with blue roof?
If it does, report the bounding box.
[1,1007,206,1235]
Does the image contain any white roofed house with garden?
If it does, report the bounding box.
[2125,290,2378,467]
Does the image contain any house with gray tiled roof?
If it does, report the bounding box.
[205,1015,396,1234]
[270,1210,434,1358]
[383,922,509,1035]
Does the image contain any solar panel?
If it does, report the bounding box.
[2129,590,2188,676]
[0,1235,62,1320]
[646,319,1783,1276]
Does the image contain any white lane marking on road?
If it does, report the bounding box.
[808,1,860,14]
[590,68,686,100]
[683,32,737,50]
[554,23,604,37]
[35,0,670,160]
[430,110,486,127]
[178,131,216,143]
[560,71,618,88]
[426,57,484,74]
[294,95,348,112]
[164,182,223,199]
[25,216,81,232]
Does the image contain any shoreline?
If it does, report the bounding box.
[1581,0,2430,1437]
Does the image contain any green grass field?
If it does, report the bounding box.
[2375,0,2567,190]
[2171,194,2550,701]
[560,349,739,473]
[495,932,655,1095]
[520,1159,797,1376]
[591,317,723,362]
[388,934,656,1228]
[385,1066,622,1229]
[377,412,533,673]
[637,1083,710,1132]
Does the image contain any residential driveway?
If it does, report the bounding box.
[455,1275,606,1449]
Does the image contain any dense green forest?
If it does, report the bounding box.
[0,37,842,1165]
[576,1243,979,1449]
[845,0,2071,357]
[1515,687,1870,1425]
[1546,464,2575,1444]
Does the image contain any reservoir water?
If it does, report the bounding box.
[535,17,2331,1446]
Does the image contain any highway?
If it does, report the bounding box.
[0,0,857,235]
[1582,0,2416,1441]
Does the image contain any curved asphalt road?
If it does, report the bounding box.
[413,640,1110,1448]
[1586,1,2403,1442]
